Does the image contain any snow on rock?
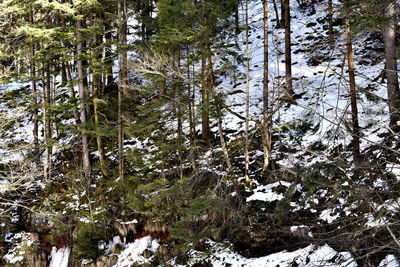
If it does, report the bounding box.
[185,240,356,267]
[246,181,292,202]
[49,247,70,267]
[113,235,159,267]
[379,255,400,267]
[3,232,36,264]
[319,208,340,224]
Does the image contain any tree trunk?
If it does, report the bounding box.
[177,52,183,179]
[272,0,281,28]
[345,11,361,168]
[328,0,333,45]
[235,0,240,34]
[41,65,52,182]
[383,1,400,130]
[65,63,79,123]
[208,54,233,174]
[187,48,197,172]
[29,5,39,159]
[46,67,52,181]
[245,0,250,181]
[281,0,286,28]
[284,0,294,100]
[92,13,108,177]
[201,0,210,143]
[105,20,114,87]
[263,0,271,172]
[77,17,91,179]
[118,0,127,180]
[60,0,67,88]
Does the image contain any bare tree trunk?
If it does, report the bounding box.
[263,0,271,172]
[118,0,127,180]
[245,0,250,181]
[41,65,52,182]
[105,21,114,87]
[29,5,39,159]
[281,0,286,28]
[201,50,210,143]
[272,0,281,28]
[201,0,210,143]
[235,0,240,34]
[46,68,53,181]
[77,17,91,179]
[208,55,233,174]
[328,0,334,45]
[284,0,294,100]
[60,0,67,87]
[65,63,79,123]
[345,11,361,168]
[187,48,197,172]
[92,13,108,177]
[383,1,400,130]
[177,52,183,179]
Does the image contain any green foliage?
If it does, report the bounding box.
[73,223,105,262]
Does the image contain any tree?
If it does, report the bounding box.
[263,0,271,172]
[29,4,39,159]
[201,0,211,143]
[328,0,334,45]
[344,0,361,169]
[283,0,294,101]
[244,0,250,181]
[382,1,400,130]
[77,13,91,179]
[118,0,127,180]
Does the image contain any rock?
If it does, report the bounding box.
[142,248,152,259]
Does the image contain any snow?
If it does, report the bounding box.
[113,235,160,267]
[183,240,356,267]
[246,181,293,202]
[49,247,70,267]
[379,255,400,267]
[319,208,340,224]
[1,0,399,265]
[3,232,36,264]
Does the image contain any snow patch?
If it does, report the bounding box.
[49,247,70,267]
[113,235,159,267]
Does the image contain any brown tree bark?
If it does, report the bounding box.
[77,16,91,179]
[118,0,127,180]
[105,20,114,87]
[281,0,286,28]
[201,0,210,143]
[245,0,250,181]
[272,0,281,28]
[177,52,183,179]
[187,48,197,172]
[201,50,210,143]
[208,54,233,174]
[92,12,108,177]
[29,5,39,159]
[284,0,294,100]
[345,10,361,168]
[328,0,334,45]
[235,0,240,34]
[65,63,79,123]
[383,1,400,130]
[41,65,52,181]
